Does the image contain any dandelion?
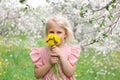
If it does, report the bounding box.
[0,61,2,68]
[0,62,2,65]
[74,72,81,77]
[0,73,2,76]
[45,33,61,77]
[45,34,60,46]
[3,72,6,74]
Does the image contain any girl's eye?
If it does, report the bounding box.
[49,31,54,33]
[57,31,62,34]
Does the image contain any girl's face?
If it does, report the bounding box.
[47,21,66,45]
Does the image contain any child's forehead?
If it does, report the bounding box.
[47,23,66,33]
[47,21,63,28]
[46,19,67,32]
[48,25,64,30]
[48,19,60,25]
[47,18,66,26]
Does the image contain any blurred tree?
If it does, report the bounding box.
[0,0,120,52]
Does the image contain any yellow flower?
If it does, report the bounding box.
[0,73,2,76]
[45,34,61,46]
[0,62,2,65]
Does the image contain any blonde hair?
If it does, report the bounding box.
[45,15,75,44]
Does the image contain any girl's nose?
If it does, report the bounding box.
[54,32,57,35]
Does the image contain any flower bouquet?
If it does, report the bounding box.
[45,33,60,77]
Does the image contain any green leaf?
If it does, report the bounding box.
[99,21,105,28]
[103,33,108,38]
[88,19,93,24]
[105,5,109,11]
[22,6,28,11]
[80,6,84,10]
[93,39,96,43]
[112,0,116,3]
[92,39,98,43]
[19,0,25,3]
[80,12,84,18]
[61,5,64,10]
[108,14,113,20]
[46,0,49,2]
[112,4,116,8]
[99,22,103,28]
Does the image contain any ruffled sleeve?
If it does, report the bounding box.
[30,48,43,67]
[68,45,81,66]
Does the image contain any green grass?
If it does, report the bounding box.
[0,36,120,80]
[75,50,120,80]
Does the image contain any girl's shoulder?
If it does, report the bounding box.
[70,45,81,54]
[63,44,81,55]
[66,45,81,66]
[65,44,81,51]
[30,47,48,61]
[30,46,47,52]
[30,46,49,57]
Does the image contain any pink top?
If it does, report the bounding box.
[30,45,81,80]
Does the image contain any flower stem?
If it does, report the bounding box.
[53,64,59,77]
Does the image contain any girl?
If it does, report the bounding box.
[30,16,81,80]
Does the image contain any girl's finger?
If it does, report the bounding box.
[51,54,58,57]
[51,46,57,50]
[50,57,59,64]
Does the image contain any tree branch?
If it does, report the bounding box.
[79,15,105,24]
[92,0,116,12]
[79,11,120,35]
[108,15,120,33]
[82,14,120,46]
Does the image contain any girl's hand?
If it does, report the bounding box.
[51,46,63,57]
[49,53,59,65]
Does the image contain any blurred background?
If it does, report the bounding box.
[0,0,120,80]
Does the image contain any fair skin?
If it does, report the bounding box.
[34,21,76,79]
